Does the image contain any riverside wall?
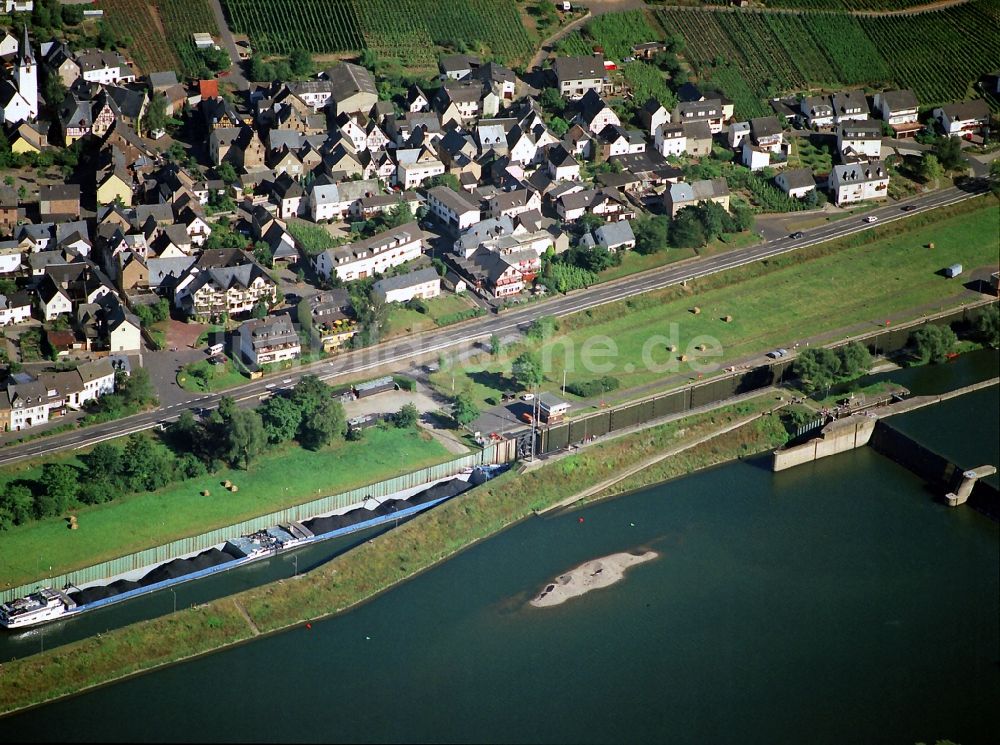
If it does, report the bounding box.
[772,415,877,471]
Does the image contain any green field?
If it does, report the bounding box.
[385,294,481,337]
[176,358,249,392]
[430,199,999,409]
[0,427,455,587]
[656,0,1000,107]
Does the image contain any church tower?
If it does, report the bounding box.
[14,25,38,120]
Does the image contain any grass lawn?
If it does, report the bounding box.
[592,246,698,283]
[385,294,480,337]
[176,358,248,392]
[789,136,834,175]
[430,199,998,409]
[0,427,456,588]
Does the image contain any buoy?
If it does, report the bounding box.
[366,636,371,640]
[306,623,312,630]
[578,517,584,523]
[630,522,635,527]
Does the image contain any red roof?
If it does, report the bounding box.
[199,79,219,99]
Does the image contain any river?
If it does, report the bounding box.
[4,384,998,743]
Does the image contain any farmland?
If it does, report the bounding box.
[555,9,663,60]
[220,0,533,68]
[656,0,1000,107]
[99,0,220,77]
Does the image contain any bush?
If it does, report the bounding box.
[565,376,621,398]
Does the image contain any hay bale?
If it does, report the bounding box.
[222,480,232,488]
[696,343,706,351]
[691,306,701,315]
[201,490,211,497]
[229,485,239,493]
[679,354,689,362]
[667,344,677,352]
[723,315,733,323]
[69,522,78,530]
[928,242,935,249]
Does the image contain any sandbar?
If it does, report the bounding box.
[529,551,658,608]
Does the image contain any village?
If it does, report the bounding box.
[0,1,995,436]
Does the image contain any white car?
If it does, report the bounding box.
[521,393,535,402]
[863,216,879,223]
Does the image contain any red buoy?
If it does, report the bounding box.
[306,623,312,630]
[578,517,585,523]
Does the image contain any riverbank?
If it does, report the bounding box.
[0,391,790,716]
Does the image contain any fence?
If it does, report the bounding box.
[2,443,511,604]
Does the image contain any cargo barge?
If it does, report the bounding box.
[1,467,505,631]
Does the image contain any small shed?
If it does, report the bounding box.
[353,376,397,398]
[538,392,571,424]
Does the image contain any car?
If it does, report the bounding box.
[766,349,788,359]
[789,231,804,239]
[901,204,917,212]
[776,348,789,357]
[863,216,879,223]
[521,393,535,401]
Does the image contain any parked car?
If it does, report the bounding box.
[790,231,804,239]
[521,393,535,401]
[901,204,917,212]
[863,216,879,223]
[766,349,789,359]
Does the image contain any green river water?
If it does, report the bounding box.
[2,357,998,744]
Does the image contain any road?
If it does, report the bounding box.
[0,182,989,468]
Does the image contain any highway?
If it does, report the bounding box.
[0,182,989,468]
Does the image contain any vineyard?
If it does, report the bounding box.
[221,0,533,68]
[556,9,663,59]
[621,62,676,111]
[99,0,220,77]
[656,0,1000,109]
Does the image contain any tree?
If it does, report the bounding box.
[259,395,302,443]
[382,201,414,229]
[120,368,158,408]
[974,305,999,348]
[292,375,346,449]
[252,299,269,319]
[142,93,168,136]
[512,351,544,390]
[668,209,708,248]
[39,463,79,514]
[489,333,501,356]
[539,87,566,115]
[793,347,841,395]
[425,173,461,192]
[918,153,943,183]
[526,315,558,341]
[358,48,379,72]
[289,49,313,77]
[84,442,124,487]
[452,391,479,427]
[61,3,85,24]
[392,403,419,429]
[296,297,313,335]
[837,341,873,380]
[224,409,266,469]
[932,136,964,171]
[549,116,570,136]
[911,324,957,364]
[1,484,35,525]
[216,161,238,184]
[121,434,176,492]
[633,214,670,254]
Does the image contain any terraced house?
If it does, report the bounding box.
[313,222,424,282]
[173,249,276,322]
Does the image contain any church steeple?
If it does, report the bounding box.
[14,24,38,120]
[20,24,35,66]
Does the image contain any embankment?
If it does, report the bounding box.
[0,392,788,717]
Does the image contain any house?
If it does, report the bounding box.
[304,290,358,352]
[873,89,920,137]
[426,186,480,233]
[0,291,31,325]
[538,392,570,423]
[39,184,81,220]
[326,62,378,115]
[173,249,277,321]
[453,247,524,297]
[547,144,581,181]
[488,189,541,220]
[933,100,990,137]
[828,160,889,206]
[837,121,883,160]
[395,146,445,189]
[774,168,816,199]
[632,41,666,61]
[439,53,480,81]
[313,222,424,282]
[271,173,304,219]
[373,267,442,304]
[576,90,620,135]
[800,95,834,129]
[105,298,142,352]
[682,120,712,157]
[831,90,869,124]
[556,187,634,223]
[76,49,134,85]
[0,186,19,232]
[663,178,730,217]
[654,123,686,158]
[552,55,607,100]
[9,119,46,153]
[673,98,726,134]
[728,121,751,150]
[237,316,301,366]
[6,380,49,431]
[638,97,670,137]
[580,219,636,252]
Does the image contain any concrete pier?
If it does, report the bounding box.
[772,415,877,471]
[945,466,998,507]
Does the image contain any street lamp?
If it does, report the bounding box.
[170,588,177,613]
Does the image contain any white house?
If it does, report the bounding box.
[0,292,31,325]
[6,381,49,431]
[76,358,117,405]
[237,316,301,366]
[831,90,869,124]
[873,89,920,137]
[774,168,816,199]
[552,56,607,100]
[829,160,889,206]
[313,222,424,282]
[741,140,772,171]
[800,96,834,129]
[654,124,686,158]
[372,267,441,304]
[427,186,481,233]
[395,147,445,190]
[933,100,990,137]
[837,121,883,160]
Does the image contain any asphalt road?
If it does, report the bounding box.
[0,182,988,468]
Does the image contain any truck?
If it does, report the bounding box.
[944,263,963,278]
